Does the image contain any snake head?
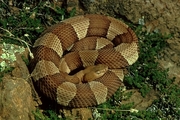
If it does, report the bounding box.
[83,64,108,83]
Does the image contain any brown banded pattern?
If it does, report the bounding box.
[29,14,138,108]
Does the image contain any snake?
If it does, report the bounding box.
[29,14,138,108]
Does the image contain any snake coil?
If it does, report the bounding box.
[29,14,138,108]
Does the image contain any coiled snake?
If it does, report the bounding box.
[29,14,138,108]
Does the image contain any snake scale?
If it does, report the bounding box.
[29,14,138,108]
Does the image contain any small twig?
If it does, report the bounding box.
[0,34,31,46]
[44,2,65,20]
[0,27,14,37]
[0,27,34,59]
[15,27,40,31]
[1,0,10,9]
[90,107,139,113]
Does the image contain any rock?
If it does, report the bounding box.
[167,38,180,54]
[121,89,158,110]
[60,108,93,120]
[0,44,37,120]
[158,59,180,86]
[0,76,35,120]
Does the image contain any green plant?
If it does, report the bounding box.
[0,0,76,46]
[124,26,173,96]
[33,109,64,120]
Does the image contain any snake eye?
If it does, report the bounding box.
[96,71,101,74]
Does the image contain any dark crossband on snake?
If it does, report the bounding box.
[29,14,138,108]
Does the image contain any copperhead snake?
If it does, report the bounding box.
[29,14,138,108]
